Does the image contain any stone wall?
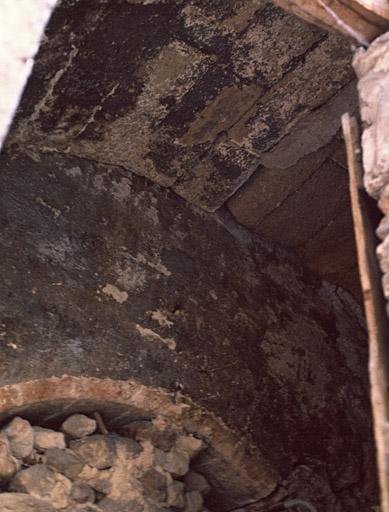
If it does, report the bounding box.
[5,0,360,297]
[0,146,378,510]
[353,32,389,315]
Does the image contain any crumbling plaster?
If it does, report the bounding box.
[5,0,361,296]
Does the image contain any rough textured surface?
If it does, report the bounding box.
[0,414,212,512]
[3,417,34,459]
[61,414,96,439]
[0,493,56,512]
[228,134,361,297]
[4,0,361,296]
[0,146,377,510]
[354,32,389,311]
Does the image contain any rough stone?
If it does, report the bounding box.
[69,436,115,470]
[184,490,204,512]
[43,447,85,480]
[10,464,72,509]
[376,215,389,241]
[61,414,97,439]
[0,493,56,512]
[184,472,211,496]
[124,420,176,452]
[167,480,185,509]
[0,436,20,483]
[139,468,167,502]
[354,33,389,199]
[2,416,34,459]
[228,34,353,154]
[227,139,360,297]
[70,481,96,504]
[88,474,112,495]
[155,449,190,477]
[175,436,204,460]
[98,497,143,512]
[353,32,389,318]
[33,427,66,452]
[113,436,142,460]
[258,82,358,169]
[231,4,322,85]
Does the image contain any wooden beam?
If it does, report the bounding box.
[274,0,389,44]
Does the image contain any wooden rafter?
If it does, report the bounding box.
[274,0,389,44]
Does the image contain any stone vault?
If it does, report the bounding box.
[0,1,383,511]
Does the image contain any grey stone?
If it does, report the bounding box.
[123,420,176,452]
[70,481,96,504]
[61,414,97,439]
[184,491,203,512]
[98,497,143,512]
[33,427,66,451]
[0,493,56,512]
[184,471,210,496]
[64,506,101,512]
[167,480,185,509]
[113,435,142,459]
[44,447,85,480]
[69,435,115,470]
[0,435,20,483]
[3,416,34,459]
[155,448,190,477]
[88,473,112,495]
[139,468,167,502]
[10,464,72,509]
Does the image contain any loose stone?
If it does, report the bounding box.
[88,474,112,495]
[98,497,143,512]
[69,435,115,470]
[176,436,204,459]
[10,464,72,509]
[70,481,96,504]
[43,447,85,480]
[184,490,204,512]
[167,480,185,509]
[155,448,190,477]
[61,414,97,439]
[139,468,167,502]
[0,412,213,512]
[184,471,211,496]
[3,417,34,459]
[0,492,56,511]
[33,427,66,452]
[0,437,20,483]
[113,436,142,460]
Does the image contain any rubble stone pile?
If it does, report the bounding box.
[0,414,211,512]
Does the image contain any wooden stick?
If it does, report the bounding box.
[342,112,389,512]
[94,411,109,435]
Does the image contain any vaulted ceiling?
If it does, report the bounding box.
[6,0,361,297]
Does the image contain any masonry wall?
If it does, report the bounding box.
[0,146,377,511]
[354,32,389,315]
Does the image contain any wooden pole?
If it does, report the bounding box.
[274,0,389,44]
[342,113,389,512]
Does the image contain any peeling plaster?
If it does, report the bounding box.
[135,324,176,351]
